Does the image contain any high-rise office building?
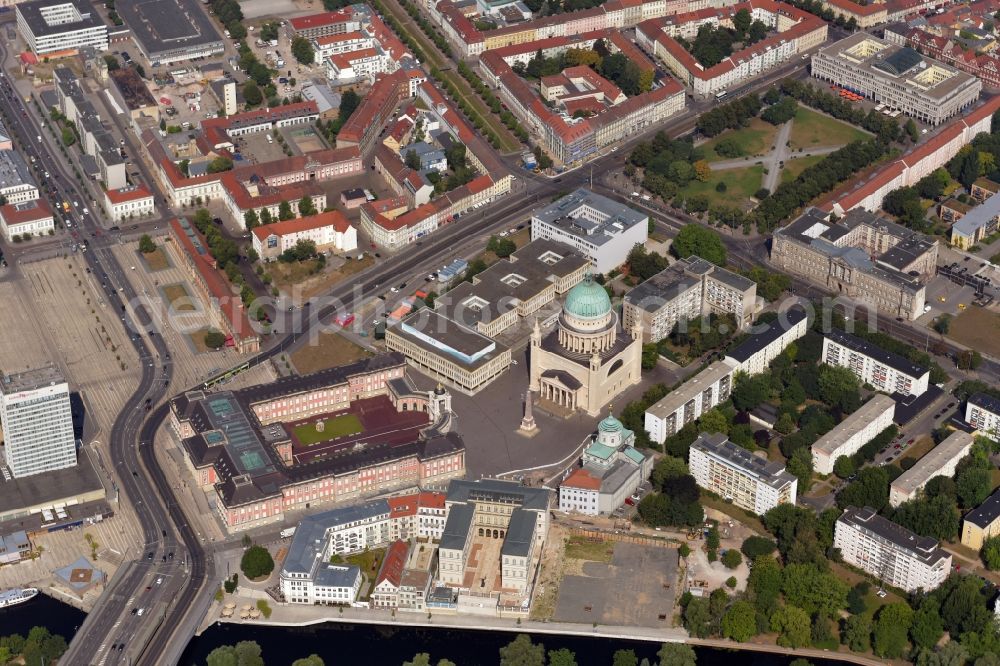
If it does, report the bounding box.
[0,367,76,478]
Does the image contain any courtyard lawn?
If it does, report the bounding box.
[699,119,779,162]
[788,106,871,151]
[681,165,764,207]
[141,247,170,271]
[290,332,371,375]
[564,536,614,563]
[779,154,825,185]
[293,413,364,445]
[162,283,196,312]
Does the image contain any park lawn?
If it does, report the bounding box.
[162,283,196,312]
[681,165,764,206]
[788,106,870,151]
[564,536,614,563]
[293,413,364,445]
[141,247,170,271]
[699,119,779,162]
[780,154,825,185]
[188,328,216,354]
[948,307,1000,358]
[290,332,371,375]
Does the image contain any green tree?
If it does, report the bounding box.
[61,127,76,146]
[873,603,914,659]
[933,313,952,335]
[206,646,237,666]
[910,599,945,651]
[656,643,696,666]
[721,548,742,569]
[818,365,860,412]
[905,118,920,143]
[836,466,890,512]
[298,195,316,216]
[138,234,156,253]
[240,545,274,579]
[612,649,638,666]
[981,535,1000,570]
[771,605,811,648]
[204,329,227,349]
[291,657,325,666]
[291,36,315,65]
[787,448,814,492]
[499,634,544,666]
[842,614,871,652]
[547,648,577,666]
[244,209,259,230]
[740,536,775,560]
[833,455,855,479]
[721,600,757,642]
[683,597,713,638]
[781,563,848,617]
[747,555,783,618]
[405,149,421,170]
[207,156,234,173]
[243,80,263,107]
[672,224,726,266]
[486,235,517,258]
[278,200,295,221]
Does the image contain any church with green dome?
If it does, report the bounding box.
[529,275,642,417]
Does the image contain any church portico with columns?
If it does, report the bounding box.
[529,276,643,417]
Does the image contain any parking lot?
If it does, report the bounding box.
[145,71,223,133]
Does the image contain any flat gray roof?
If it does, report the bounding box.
[891,430,973,496]
[812,394,896,457]
[692,432,796,491]
[839,505,949,566]
[645,359,737,419]
[0,149,35,193]
[284,499,390,574]
[115,0,223,61]
[0,366,65,394]
[532,188,646,246]
[395,309,508,369]
[727,308,808,363]
[0,451,103,515]
[16,0,106,38]
[953,190,1000,239]
[965,486,1000,529]
[825,328,928,379]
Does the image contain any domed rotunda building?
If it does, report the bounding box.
[528,276,642,416]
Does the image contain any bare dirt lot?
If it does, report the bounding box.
[290,332,371,375]
[549,531,679,628]
[948,307,1000,358]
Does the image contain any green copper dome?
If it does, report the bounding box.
[564,276,611,320]
[598,413,624,433]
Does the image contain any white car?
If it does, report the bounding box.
[156,577,163,585]
[137,608,145,616]
[390,287,399,293]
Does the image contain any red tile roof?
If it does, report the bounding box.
[0,199,52,226]
[251,210,351,242]
[823,0,885,16]
[562,467,601,490]
[105,185,152,204]
[290,10,353,32]
[169,218,256,343]
[375,540,409,588]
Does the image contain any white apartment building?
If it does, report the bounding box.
[531,189,648,274]
[889,431,974,507]
[251,211,358,261]
[623,256,757,344]
[966,393,1000,442]
[102,185,155,223]
[326,48,393,83]
[726,308,809,376]
[0,367,77,479]
[644,358,738,445]
[835,506,951,592]
[689,432,798,515]
[823,329,929,397]
[16,0,108,55]
[0,199,54,241]
[812,394,896,475]
[313,32,376,62]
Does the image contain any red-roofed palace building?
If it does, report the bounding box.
[0,199,53,240]
[102,185,155,222]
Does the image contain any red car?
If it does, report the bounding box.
[907,438,915,445]
[624,498,635,506]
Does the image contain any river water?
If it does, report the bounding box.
[3,594,849,666]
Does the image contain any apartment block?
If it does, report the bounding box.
[623,256,757,343]
[16,0,108,55]
[811,394,896,475]
[966,393,1000,441]
[822,329,929,397]
[811,33,981,126]
[835,506,951,592]
[0,367,77,479]
[961,487,1000,551]
[725,308,809,376]
[644,358,738,445]
[889,431,974,507]
[689,433,797,515]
